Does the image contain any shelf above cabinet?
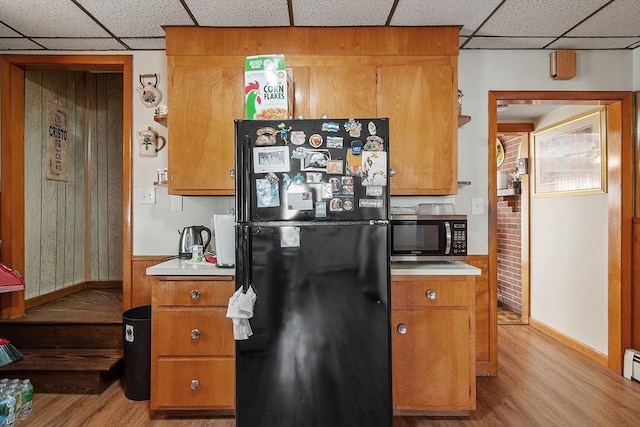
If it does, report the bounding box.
[458,115,471,128]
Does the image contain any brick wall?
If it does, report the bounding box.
[497,135,522,313]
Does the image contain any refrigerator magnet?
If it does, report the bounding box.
[346,149,362,177]
[326,136,344,148]
[321,183,333,199]
[315,201,327,218]
[326,159,344,174]
[306,172,322,183]
[256,179,280,207]
[368,121,377,135]
[359,198,384,208]
[280,227,300,248]
[287,192,313,211]
[321,122,340,132]
[328,177,341,193]
[291,131,306,145]
[362,151,387,186]
[365,185,383,197]
[254,146,290,173]
[277,123,292,144]
[265,172,279,185]
[329,198,343,212]
[291,146,307,159]
[343,197,354,211]
[344,119,362,137]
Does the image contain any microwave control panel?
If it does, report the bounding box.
[452,222,467,255]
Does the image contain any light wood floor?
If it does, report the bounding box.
[20,324,640,426]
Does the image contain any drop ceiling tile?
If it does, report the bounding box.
[567,0,640,37]
[548,37,640,50]
[78,0,193,37]
[464,37,556,49]
[293,0,392,26]
[186,0,290,26]
[0,38,44,50]
[0,0,109,37]
[390,0,502,36]
[122,38,166,50]
[0,23,22,37]
[478,0,609,36]
[34,38,126,51]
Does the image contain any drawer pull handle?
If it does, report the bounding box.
[190,379,200,390]
[191,290,200,300]
[426,290,437,300]
[191,329,200,340]
[397,324,408,335]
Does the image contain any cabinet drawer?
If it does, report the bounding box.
[392,279,471,309]
[155,309,234,356]
[156,279,234,306]
[154,358,235,409]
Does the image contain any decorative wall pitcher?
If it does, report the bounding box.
[136,73,163,107]
[137,127,166,157]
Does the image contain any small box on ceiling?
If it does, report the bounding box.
[550,50,576,80]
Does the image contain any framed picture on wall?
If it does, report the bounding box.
[532,108,607,196]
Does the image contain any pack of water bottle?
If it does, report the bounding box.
[0,378,33,426]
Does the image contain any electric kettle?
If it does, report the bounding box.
[178,225,212,259]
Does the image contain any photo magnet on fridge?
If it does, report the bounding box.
[256,178,280,207]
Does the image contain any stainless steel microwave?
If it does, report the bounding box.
[390,215,467,262]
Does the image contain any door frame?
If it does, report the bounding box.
[489,91,633,374]
[0,54,133,319]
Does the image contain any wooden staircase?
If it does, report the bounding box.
[0,288,124,394]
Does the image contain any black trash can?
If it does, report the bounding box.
[122,305,151,401]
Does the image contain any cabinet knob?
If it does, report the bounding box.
[397,324,408,335]
[426,289,437,300]
[190,379,200,390]
[190,329,200,340]
[190,289,200,300]
[389,168,397,177]
[229,169,236,178]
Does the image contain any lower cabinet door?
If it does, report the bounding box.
[392,309,472,411]
[154,358,235,409]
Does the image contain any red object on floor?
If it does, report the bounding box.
[0,262,25,293]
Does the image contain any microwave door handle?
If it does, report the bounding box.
[444,222,452,254]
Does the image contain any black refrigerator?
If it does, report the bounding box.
[234,118,392,427]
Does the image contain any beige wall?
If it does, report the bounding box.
[23,70,122,299]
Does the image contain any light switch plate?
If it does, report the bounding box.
[138,187,156,204]
[472,198,483,215]
[171,195,183,211]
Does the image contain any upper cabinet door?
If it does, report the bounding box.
[377,60,458,195]
[309,66,377,119]
[168,62,244,195]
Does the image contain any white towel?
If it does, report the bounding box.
[226,285,256,340]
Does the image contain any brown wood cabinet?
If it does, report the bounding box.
[166,59,244,195]
[391,275,476,414]
[164,26,460,196]
[150,276,235,411]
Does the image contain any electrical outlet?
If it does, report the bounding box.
[472,198,483,215]
[171,195,183,211]
[138,187,156,204]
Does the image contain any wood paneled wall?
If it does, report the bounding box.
[23,70,122,299]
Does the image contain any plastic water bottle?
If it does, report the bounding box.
[7,384,21,420]
[20,379,34,417]
[0,389,16,427]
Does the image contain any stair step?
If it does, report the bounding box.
[1,322,122,349]
[0,348,123,394]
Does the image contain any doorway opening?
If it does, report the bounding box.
[489,91,633,373]
[0,55,133,319]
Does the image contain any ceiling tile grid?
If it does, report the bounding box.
[390,0,502,36]
[186,0,290,27]
[0,0,638,51]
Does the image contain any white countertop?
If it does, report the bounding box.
[390,261,481,276]
[146,258,480,277]
[146,258,236,276]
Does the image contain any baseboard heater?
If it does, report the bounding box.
[623,349,640,381]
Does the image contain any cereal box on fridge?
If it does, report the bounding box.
[245,54,293,120]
